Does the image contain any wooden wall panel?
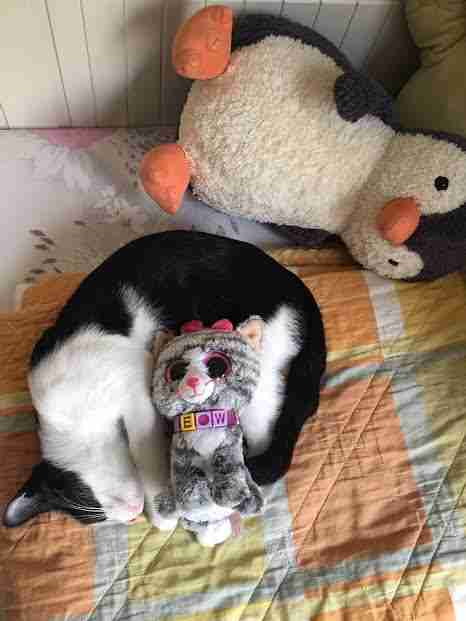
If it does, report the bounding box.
[364,1,419,94]
[206,0,245,14]
[0,105,9,129]
[245,1,283,14]
[81,0,127,126]
[46,0,96,126]
[341,1,392,70]
[126,0,164,126]
[313,2,356,48]
[282,2,321,29]
[0,0,416,127]
[0,0,68,127]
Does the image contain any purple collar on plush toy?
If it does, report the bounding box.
[174,409,239,433]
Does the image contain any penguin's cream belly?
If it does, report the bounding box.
[180,36,393,231]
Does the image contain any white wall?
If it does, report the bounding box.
[0,0,418,128]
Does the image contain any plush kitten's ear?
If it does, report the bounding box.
[237,317,264,352]
[3,462,49,527]
[152,329,176,361]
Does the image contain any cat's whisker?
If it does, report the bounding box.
[74,502,106,511]
[63,503,106,513]
[69,503,106,513]
[52,493,106,513]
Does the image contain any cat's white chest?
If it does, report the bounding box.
[186,429,227,456]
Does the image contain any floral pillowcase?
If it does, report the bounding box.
[0,128,286,309]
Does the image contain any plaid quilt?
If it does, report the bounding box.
[1,248,466,621]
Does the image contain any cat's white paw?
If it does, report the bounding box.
[196,520,232,547]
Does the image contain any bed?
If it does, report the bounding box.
[2,247,466,620]
[0,127,289,311]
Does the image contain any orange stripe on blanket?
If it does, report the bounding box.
[302,271,380,354]
[0,430,96,621]
[0,431,40,508]
[307,588,455,621]
[304,561,447,599]
[0,275,84,394]
[287,373,430,569]
[21,273,84,309]
[1,515,96,621]
[0,306,60,394]
[0,404,35,417]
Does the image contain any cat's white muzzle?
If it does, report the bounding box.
[104,498,144,523]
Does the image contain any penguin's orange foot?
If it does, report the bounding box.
[139,144,190,215]
[172,5,233,80]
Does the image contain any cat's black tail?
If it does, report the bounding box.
[246,300,326,486]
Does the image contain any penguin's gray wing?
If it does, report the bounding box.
[334,70,399,127]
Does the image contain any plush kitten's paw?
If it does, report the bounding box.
[146,493,178,531]
[150,512,179,531]
[196,520,232,547]
[238,484,265,516]
[212,478,250,508]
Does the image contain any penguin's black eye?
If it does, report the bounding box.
[434,176,449,191]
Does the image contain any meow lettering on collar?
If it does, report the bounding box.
[174,409,239,433]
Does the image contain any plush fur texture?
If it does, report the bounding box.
[152,327,262,418]
[181,35,393,233]
[342,131,466,279]
[3,231,326,528]
[151,321,265,545]
[171,12,466,281]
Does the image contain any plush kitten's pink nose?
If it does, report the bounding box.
[186,376,200,389]
[377,197,421,246]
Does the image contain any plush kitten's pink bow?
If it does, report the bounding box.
[181,319,234,334]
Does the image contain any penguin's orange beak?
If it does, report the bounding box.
[377,197,421,246]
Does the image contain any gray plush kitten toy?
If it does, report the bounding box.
[151,317,265,547]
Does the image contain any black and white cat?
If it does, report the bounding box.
[3,231,326,528]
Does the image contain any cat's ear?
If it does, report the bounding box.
[2,462,50,527]
[237,317,264,352]
[152,329,176,361]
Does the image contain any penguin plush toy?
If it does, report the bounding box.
[140,6,466,282]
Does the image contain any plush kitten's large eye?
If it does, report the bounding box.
[166,360,188,383]
[434,176,449,191]
[205,352,231,379]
